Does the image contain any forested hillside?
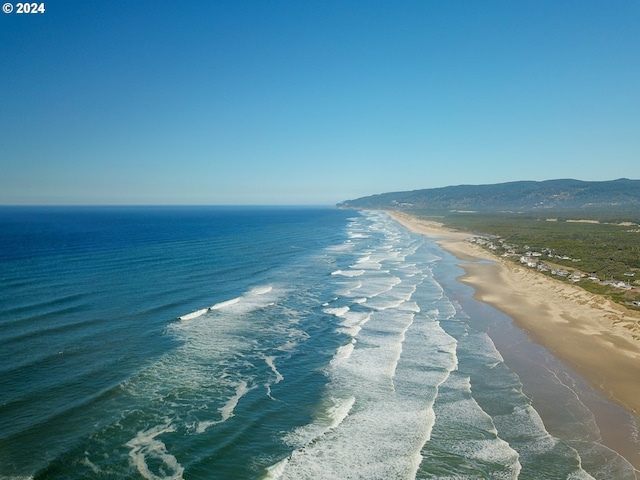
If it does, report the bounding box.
[338,179,640,214]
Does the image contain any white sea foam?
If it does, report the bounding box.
[219,381,251,422]
[263,355,284,383]
[250,285,273,295]
[365,281,418,312]
[279,395,438,479]
[330,341,355,366]
[336,310,372,337]
[274,326,309,353]
[197,381,253,433]
[389,312,415,384]
[277,340,298,352]
[330,269,365,277]
[327,396,356,429]
[209,297,241,310]
[283,396,357,449]
[356,261,383,271]
[323,306,350,317]
[263,457,289,479]
[369,297,406,311]
[339,310,371,327]
[126,422,184,480]
[339,281,363,297]
[178,308,208,321]
[179,284,279,321]
[337,325,360,337]
[436,297,457,320]
[353,274,401,299]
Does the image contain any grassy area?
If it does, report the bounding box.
[405,209,640,309]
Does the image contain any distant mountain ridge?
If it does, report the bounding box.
[337,179,640,213]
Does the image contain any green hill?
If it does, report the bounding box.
[338,179,640,214]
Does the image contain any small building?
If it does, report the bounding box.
[519,256,538,268]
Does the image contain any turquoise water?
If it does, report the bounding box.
[0,207,637,479]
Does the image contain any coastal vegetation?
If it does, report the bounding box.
[410,210,640,308]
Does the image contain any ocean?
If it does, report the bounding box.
[0,206,638,479]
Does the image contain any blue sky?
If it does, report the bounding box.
[1,1,638,205]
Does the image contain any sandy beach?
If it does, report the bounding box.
[388,211,640,469]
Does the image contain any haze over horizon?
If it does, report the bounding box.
[2,1,639,205]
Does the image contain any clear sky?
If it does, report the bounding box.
[1,1,639,205]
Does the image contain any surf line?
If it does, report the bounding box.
[178,285,275,321]
[178,298,240,320]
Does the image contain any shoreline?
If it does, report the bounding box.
[388,210,640,471]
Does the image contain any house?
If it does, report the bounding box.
[519,256,538,268]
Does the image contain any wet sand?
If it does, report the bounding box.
[388,211,640,471]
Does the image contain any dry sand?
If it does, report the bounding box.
[389,211,640,467]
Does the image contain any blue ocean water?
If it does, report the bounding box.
[0,207,638,479]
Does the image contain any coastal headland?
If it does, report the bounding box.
[388,211,640,469]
